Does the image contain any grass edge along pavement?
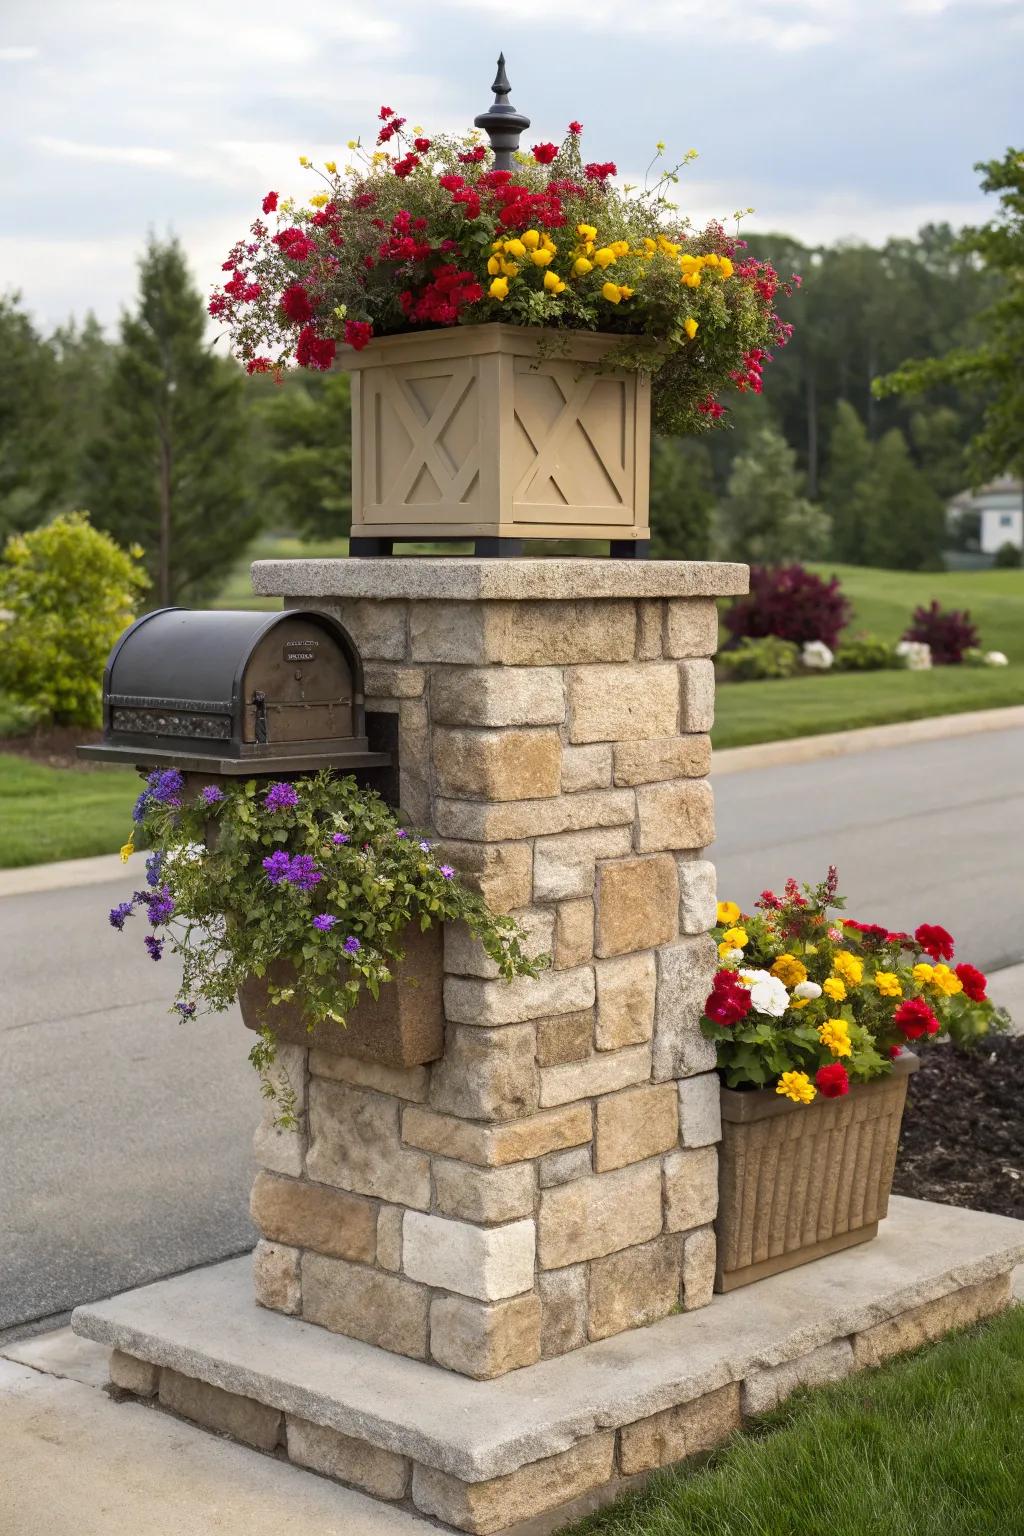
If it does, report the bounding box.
[567,1304,1024,1536]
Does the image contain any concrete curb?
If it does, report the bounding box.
[712,704,1024,776]
[0,853,126,900]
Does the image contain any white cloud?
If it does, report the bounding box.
[0,45,39,61]
[35,136,176,167]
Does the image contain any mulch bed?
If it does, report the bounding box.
[894,1033,1024,1220]
[0,725,101,769]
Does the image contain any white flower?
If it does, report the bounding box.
[984,650,1009,667]
[794,980,822,1000]
[739,967,790,1018]
[895,639,932,671]
[721,947,744,963]
[802,639,833,670]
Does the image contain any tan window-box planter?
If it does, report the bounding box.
[715,1053,919,1292]
[238,922,443,1067]
[341,323,651,545]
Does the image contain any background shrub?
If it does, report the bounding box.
[717,635,801,681]
[993,541,1021,569]
[725,564,852,651]
[834,634,905,672]
[902,600,980,665]
[0,512,148,727]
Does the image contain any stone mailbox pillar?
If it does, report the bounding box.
[246,557,746,1380]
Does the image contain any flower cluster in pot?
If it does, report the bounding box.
[110,769,542,1118]
[209,110,795,436]
[702,867,1004,1105]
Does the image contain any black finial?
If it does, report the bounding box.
[474,53,530,171]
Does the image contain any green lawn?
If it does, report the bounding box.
[569,1305,1024,1536]
[0,754,138,868]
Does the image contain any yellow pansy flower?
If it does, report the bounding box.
[704,252,721,266]
[298,155,310,167]
[777,1071,816,1105]
[822,976,847,1002]
[601,281,622,303]
[818,1019,852,1058]
[611,240,630,257]
[489,277,509,301]
[930,964,963,997]
[573,257,593,276]
[720,256,734,278]
[832,951,864,987]
[912,962,934,987]
[683,271,702,288]
[500,259,520,277]
[309,193,329,207]
[530,248,554,266]
[684,317,698,339]
[618,285,634,299]
[772,954,807,988]
[504,238,527,259]
[324,160,337,173]
[119,841,135,863]
[874,971,902,998]
[722,927,748,949]
[543,271,566,293]
[487,255,501,276]
[577,223,597,241]
[346,139,359,150]
[717,901,741,926]
[521,230,541,249]
[594,247,617,269]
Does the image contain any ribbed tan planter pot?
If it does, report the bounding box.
[715,1053,919,1292]
[238,922,444,1067]
[341,323,651,545]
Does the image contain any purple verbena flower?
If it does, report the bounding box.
[145,851,163,888]
[175,1000,197,1019]
[332,832,350,845]
[396,828,408,839]
[439,864,455,880]
[312,913,336,932]
[201,784,225,806]
[147,768,184,806]
[262,849,292,885]
[147,885,175,925]
[287,853,323,892]
[419,840,431,852]
[109,901,134,931]
[144,934,164,961]
[343,935,361,954]
[264,782,299,812]
[132,790,150,824]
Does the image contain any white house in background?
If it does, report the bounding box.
[947,475,1024,554]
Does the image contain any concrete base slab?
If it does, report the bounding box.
[1,1325,111,1388]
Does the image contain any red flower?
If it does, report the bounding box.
[704,969,752,1027]
[886,931,912,946]
[438,173,465,191]
[280,282,314,324]
[843,919,889,946]
[413,136,432,152]
[245,357,273,375]
[532,142,559,164]
[458,145,487,163]
[914,923,954,961]
[261,190,278,214]
[893,997,941,1041]
[208,293,228,318]
[815,1063,849,1098]
[697,395,726,420]
[584,161,616,182]
[295,326,336,371]
[272,226,316,263]
[887,1044,902,1059]
[379,105,395,120]
[343,319,373,351]
[954,963,987,1001]
[568,120,583,135]
[393,153,420,178]
[756,889,782,910]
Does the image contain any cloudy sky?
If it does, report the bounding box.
[2,0,1020,333]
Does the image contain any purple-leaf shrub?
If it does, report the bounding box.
[725,565,852,651]
[902,601,980,665]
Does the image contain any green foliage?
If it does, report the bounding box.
[824,407,946,570]
[649,438,714,559]
[823,401,874,563]
[0,754,138,868]
[0,294,67,540]
[251,368,352,539]
[993,540,1021,568]
[833,634,905,671]
[717,636,800,681]
[0,512,148,727]
[714,426,830,563]
[87,237,258,605]
[119,770,545,1114]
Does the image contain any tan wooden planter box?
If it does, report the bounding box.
[238,922,444,1067]
[341,324,651,545]
[715,1053,919,1292]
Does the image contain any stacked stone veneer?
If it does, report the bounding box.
[248,560,747,1381]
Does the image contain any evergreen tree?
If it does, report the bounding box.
[859,429,946,571]
[649,438,714,559]
[252,368,352,540]
[0,294,65,538]
[51,313,113,509]
[714,426,830,564]
[87,237,257,605]
[823,401,874,562]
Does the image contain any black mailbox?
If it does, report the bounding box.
[78,608,390,775]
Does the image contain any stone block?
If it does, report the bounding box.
[287,1415,410,1499]
[410,602,485,664]
[594,1083,679,1173]
[429,1293,542,1380]
[250,1170,377,1263]
[431,666,566,727]
[308,1050,429,1102]
[362,663,426,699]
[376,1205,404,1271]
[444,967,594,1027]
[851,1274,1012,1369]
[538,1265,589,1356]
[619,1382,741,1475]
[677,859,717,935]
[663,1146,719,1232]
[533,827,634,902]
[678,1072,722,1148]
[159,1367,282,1451]
[485,599,637,665]
[652,936,718,1081]
[538,1160,662,1268]
[429,1023,540,1122]
[681,1226,716,1311]
[433,1159,537,1225]
[664,599,718,660]
[433,727,562,802]
[306,1078,431,1210]
[538,1147,592,1187]
[445,908,554,981]
[595,855,678,958]
[252,1118,306,1179]
[403,1212,536,1301]
[613,735,712,787]
[588,1235,681,1341]
[403,1102,592,1168]
[302,1252,430,1359]
[635,779,715,854]
[412,1432,616,1535]
[566,663,679,744]
[679,658,715,732]
[336,598,408,661]
[742,1339,855,1416]
[553,899,594,970]
[535,1009,593,1067]
[435,789,635,843]
[438,840,534,914]
[398,698,431,825]
[561,744,612,793]
[595,953,656,1050]
[109,1349,158,1397]
[539,1043,652,1109]
[252,1239,301,1315]
[636,599,664,659]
